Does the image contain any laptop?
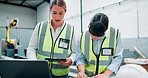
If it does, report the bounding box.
[0,59,50,78]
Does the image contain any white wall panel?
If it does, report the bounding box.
[108,1,138,38]
[82,0,124,13]
[37,2,50,23]
[65,0,80,18]
[63,0,148,38]
[65,0,81,38]
[82,0,138,38]
[138,0,148,37]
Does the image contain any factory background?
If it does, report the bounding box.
[0,0,148,58]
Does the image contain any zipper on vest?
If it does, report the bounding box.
[92,39,99,75]
[50,28,54,61]
[95,55,100,75]
[50,23,66,58]
[93,37,106,75]
[50,23,66,70]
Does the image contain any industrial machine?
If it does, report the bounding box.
[0,18,19,58]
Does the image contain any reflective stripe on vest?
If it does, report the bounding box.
[37,21,74,76]
[81,27,118,76]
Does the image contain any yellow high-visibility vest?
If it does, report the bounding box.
[81,27,118,76]
[37,21,74,76]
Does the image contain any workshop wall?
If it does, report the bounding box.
[64,0,148,58]
[0,3,36,29]
[65,0,148,38]
[37,2,50,23]
[0,3,36,56]
[0,0,148,58]
[0,2,50,57]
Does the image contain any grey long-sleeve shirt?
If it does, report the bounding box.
[76,31,123,74]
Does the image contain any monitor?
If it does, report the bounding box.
[0,59,50,78]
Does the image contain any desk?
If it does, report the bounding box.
[0,55,14,60]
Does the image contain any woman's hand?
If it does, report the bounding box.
[77,65,87,78]
[94,74,109,78]
[57,58,72,66]
[77,72,87,78]
[94,70,112,78]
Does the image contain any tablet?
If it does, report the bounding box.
[45,58,66,62]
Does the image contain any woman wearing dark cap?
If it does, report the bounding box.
[27,0,77,78]
[76,13,123,78]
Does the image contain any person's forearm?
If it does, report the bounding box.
[103,69,113,76]
[69,52,76,64]
[77,64,85,73]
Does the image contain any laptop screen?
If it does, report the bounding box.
[0,59,50,78]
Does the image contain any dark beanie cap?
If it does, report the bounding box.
[89,21,105,37]
[91,13,109,31]
[89,13,109,37]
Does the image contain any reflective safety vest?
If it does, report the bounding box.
[81,27,118,76]
[37,21,74,76]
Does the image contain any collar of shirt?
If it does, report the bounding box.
[92,32,109,54]
[50,20,66,32]
[90,31,109,41]
[49,20,66,42]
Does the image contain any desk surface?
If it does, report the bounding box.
[0,55,14,59]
